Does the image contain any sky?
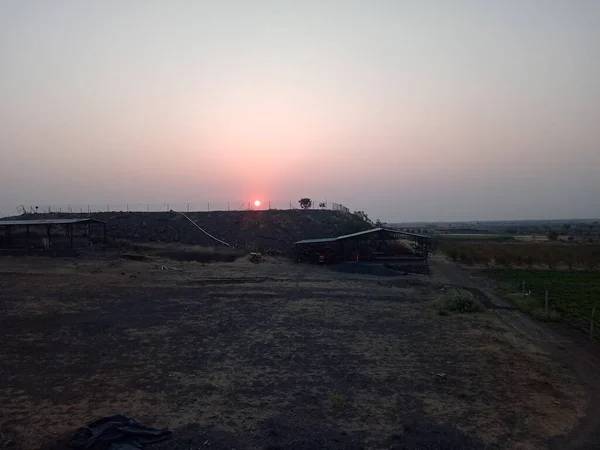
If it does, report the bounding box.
[1,0,599,221]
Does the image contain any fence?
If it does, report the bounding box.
[515,279,600,341]
[10,200,351,215]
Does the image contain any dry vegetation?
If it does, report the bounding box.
[0,254,596,449]
[440,241,600,270]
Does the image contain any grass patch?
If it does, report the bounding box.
[435,289,484,314]
[506,293,561,322]
[329,393,347,407]
[488,269,600,329]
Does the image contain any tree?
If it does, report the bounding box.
[548,230,559,241]
[319,202,326,208]
[352,211,373,227]
[338,211,374,235]
[298,198,313,209]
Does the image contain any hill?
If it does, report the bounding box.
[12,210,370,252]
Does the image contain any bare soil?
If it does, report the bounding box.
[0,254,598,449]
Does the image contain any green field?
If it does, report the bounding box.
[486,268,600,331]
[441,234,514,241]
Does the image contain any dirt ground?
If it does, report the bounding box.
[1,254,599,449]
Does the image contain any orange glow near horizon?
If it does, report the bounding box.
[254,200,261,207]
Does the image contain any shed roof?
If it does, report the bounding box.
[294,227,429,245]
[0,218,106,226]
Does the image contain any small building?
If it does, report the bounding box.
[294,227,430,265]
[0,218,107,253]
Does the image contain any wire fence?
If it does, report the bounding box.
[9,200,351,215]
[511,278,600,341]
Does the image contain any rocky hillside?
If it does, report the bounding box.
[14,210,367,252]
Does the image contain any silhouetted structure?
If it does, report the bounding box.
[0,218,107,252]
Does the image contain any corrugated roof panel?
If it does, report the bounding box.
[293,237,338,245]
[335,227,384,240]
[294,227,430,245]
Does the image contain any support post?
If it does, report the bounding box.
[47,224,52,250]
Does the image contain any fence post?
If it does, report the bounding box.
[591,308,596,341]
[207,202,210,212]
[545,290,549,315]
[227,202,230,211]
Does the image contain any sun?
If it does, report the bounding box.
[254,200,261,207]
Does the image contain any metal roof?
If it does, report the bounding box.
[293,237,338,245]
[294,227,429,245]
[0,218,106,226]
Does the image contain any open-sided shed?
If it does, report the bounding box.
[0,218,107,251]
[294,227,430,264]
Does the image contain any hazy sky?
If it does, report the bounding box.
[1,1,599,221]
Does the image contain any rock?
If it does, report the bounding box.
[436,373,447,383]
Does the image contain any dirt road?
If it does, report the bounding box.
[430,257,600,450]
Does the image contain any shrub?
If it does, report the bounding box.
[459,251,473,265]
[495,254,508,267]
[437,289,484,314]
[446,246,459,261]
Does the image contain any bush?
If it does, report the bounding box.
[445,245,459,261]
[436,289,484,314]
[459,251,473,265]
